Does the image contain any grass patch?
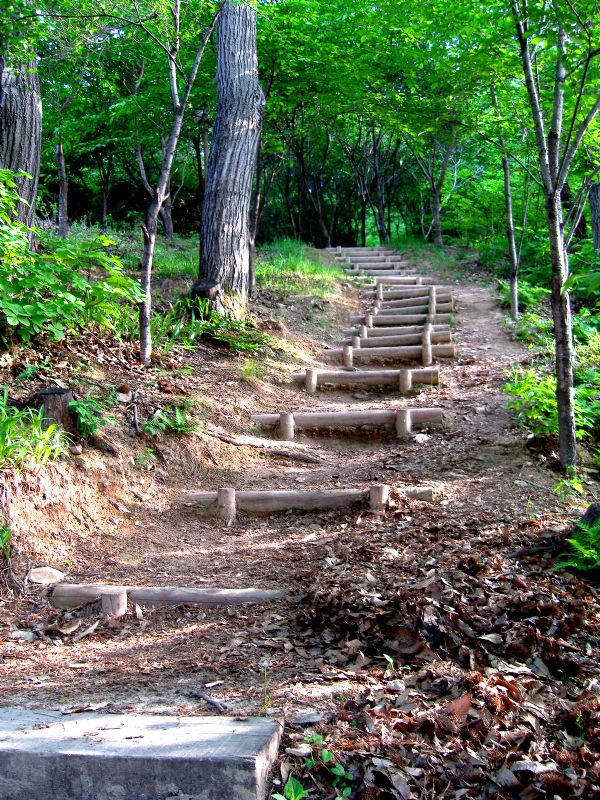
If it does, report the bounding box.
[256,238,342,298]
[0,389,66,471]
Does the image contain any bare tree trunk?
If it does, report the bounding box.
[0,59,42,231]
[547,193,577,468]
[161,194,174,241]
[360,196,366,246]
[431,188,443,247]
[590,183,600,251]
[199,0,265,315]
[491,85,519,319]
[56,142,69,236]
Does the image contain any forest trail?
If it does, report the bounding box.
[2,249,599,797]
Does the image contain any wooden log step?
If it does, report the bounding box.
[371,300,454,316]
[343,263,407,270]
[251,408,446,441]
[190,484,433,520]
[291,366,439,391]
[373,292,453,307]
[49,583,282,612]
[341,255,397,263]
[348,270,411,278]
[374,301,453,314]
[322,343,455,364]
[342,331,452,347]
[342,324,451,337]
[349,313,453,325]
[373,276,436,285]
[362,286,454,299]
[330,247,397,254]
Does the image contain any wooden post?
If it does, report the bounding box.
[279,412,295,441]
[352,335,361,349]
[396,409,412,440]
[359,325,368,338]
[416,276,422,285]
[399,368,413,394]
[366,314,373,328]
[376,283,384,301]
[343,345,353,367]
[217,487,237,524]
[305,368,318,394]
[101,588,128,620]
[422,323,433,366]
[369,484,390,513]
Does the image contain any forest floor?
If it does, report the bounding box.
[1,248,599,799]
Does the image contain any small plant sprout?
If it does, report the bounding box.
[272,775,309,800]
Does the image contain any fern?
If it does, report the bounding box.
[554,520,600,572]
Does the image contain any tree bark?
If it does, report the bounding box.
[199,1,265,315]
[56,142,69,236]
[546,192,577,469]
[0,58,42,230]
[588,182,599,251]
[431,187,443,247]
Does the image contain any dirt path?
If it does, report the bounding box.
[2,254,599,798]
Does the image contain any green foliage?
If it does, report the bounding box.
[497,279,550,312]
[142,400,202,437]
[272,776,309,800]
[0,522,11,560]
[0,388,66,471]
[555,519,600,572]
[134,447,158,470]
[301,732,353,799]
[238,359,266,382]
[256,239,342,298]
[68,396,115,440]
[0,170,143,345]
[503,368,600,443]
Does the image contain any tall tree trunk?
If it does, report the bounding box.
[431,188,443,247]
[199,1,265,315]
[590,183,600,251]
[0,59,42,231]
[547,192,577,470]
[498,151,519,319]
[360,196,366,246]
[56,142,69,236]
[161,195,174,241]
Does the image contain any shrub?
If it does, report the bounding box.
[0,170,143,345]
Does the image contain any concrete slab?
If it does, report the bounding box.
[0,709,282,800]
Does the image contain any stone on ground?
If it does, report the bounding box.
[0,709,282,800]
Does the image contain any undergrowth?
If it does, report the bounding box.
[256,238,342,297]
[0,389,66,471]
[555,519,600,572]
[1,171,142,345]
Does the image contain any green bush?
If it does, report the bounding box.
[497,279,550,312]
[142,400,203,437]
[0,389,66,471]
[0,170,143,345]
[503,368,600,443]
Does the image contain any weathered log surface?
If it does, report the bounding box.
[322,344,455,363]
[192,485,434,514]
[343,332,452,347]
[291,367,439,387]
[350,313,453,325]
[50,583,282,610]
[251,407,444,429]
[361,285,453,299]
[374,302,453,315]
[343,324,451,337]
